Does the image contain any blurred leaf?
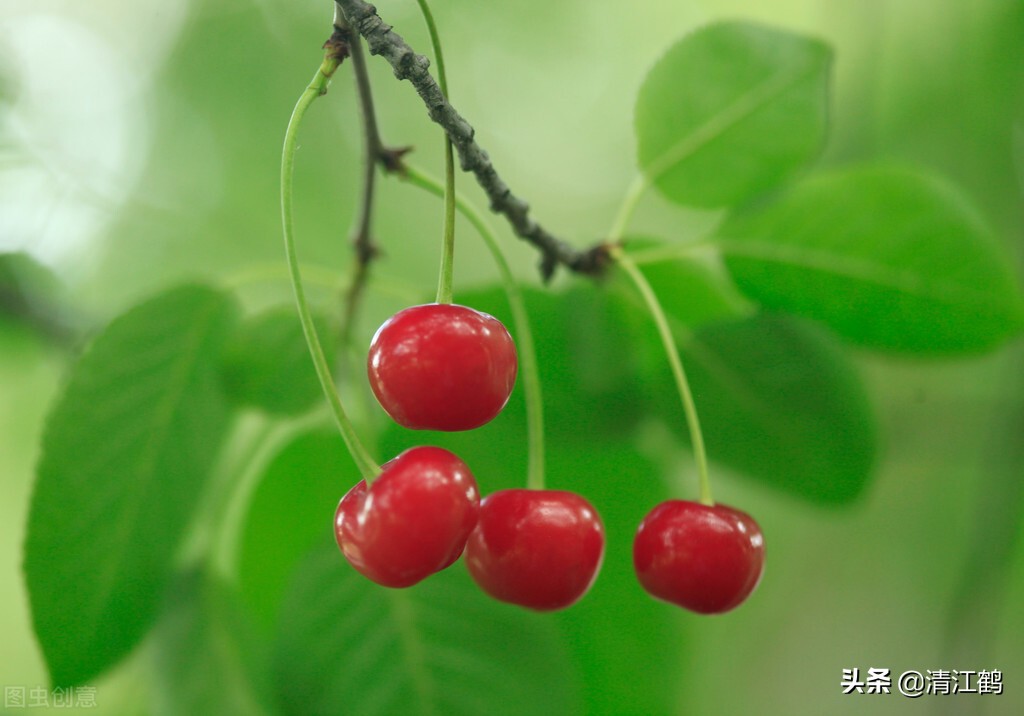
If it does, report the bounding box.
[616,238,754,328]
[273,546,581,716]
[0,252,57,310]
[548,443,683,716]
[221,306,334,416]
[24,284,239,686]
[672,314,876,504]
[153,570,273,716]
[718,164,1024,353]
[635,21,831,208]
[238,429,360,628]
[521,285,651,441]
[0,252,78,344]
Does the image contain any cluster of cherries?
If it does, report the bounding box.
[333,303,765,613]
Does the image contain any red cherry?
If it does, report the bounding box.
[367,303,518,431]
[334,446,480,588]
[465,489,605,611]
[633,500,765,614]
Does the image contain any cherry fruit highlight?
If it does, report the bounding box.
[633,500,765,614]
[334,446,480,588]
[367,303,518,431]
[465,489,605,611]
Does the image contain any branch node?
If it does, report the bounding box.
[323,26,351,63]
[352,233,381,264]
[379,145,414,174]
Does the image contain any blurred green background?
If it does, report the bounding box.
[2,0,1023,714]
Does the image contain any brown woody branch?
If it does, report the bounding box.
[332,0,609,281]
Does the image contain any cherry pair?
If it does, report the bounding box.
[469,497,767,614]
[335,451,606,608]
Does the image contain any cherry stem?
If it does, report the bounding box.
[611,246,714,506]
[402,164,547,491]
[281,55,381,483]
[604,174,713,503]
[414,0,457,306]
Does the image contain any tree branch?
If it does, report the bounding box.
[332,0,610,281]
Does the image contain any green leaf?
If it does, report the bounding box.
[718,164,1024,353]
[635,21,831,208]
[237,429,360,629]
[273,547,581,716]
[23,284,239,686]
[663,313,876,504]
[152,570,273,716]
[221,306,334,416]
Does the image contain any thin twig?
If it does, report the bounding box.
[344,28,381,269]
[332,0,609,281]
[331,16,382,347]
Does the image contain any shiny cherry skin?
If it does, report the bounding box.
[367,303,518,431]
[334,446,480,588]
[633,500,765,614]
[465,489,605,611]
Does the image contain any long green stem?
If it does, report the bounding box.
[282,57,381,482]
[403,164,546,491]
[414,0,457,305]
[611,246,713,505]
